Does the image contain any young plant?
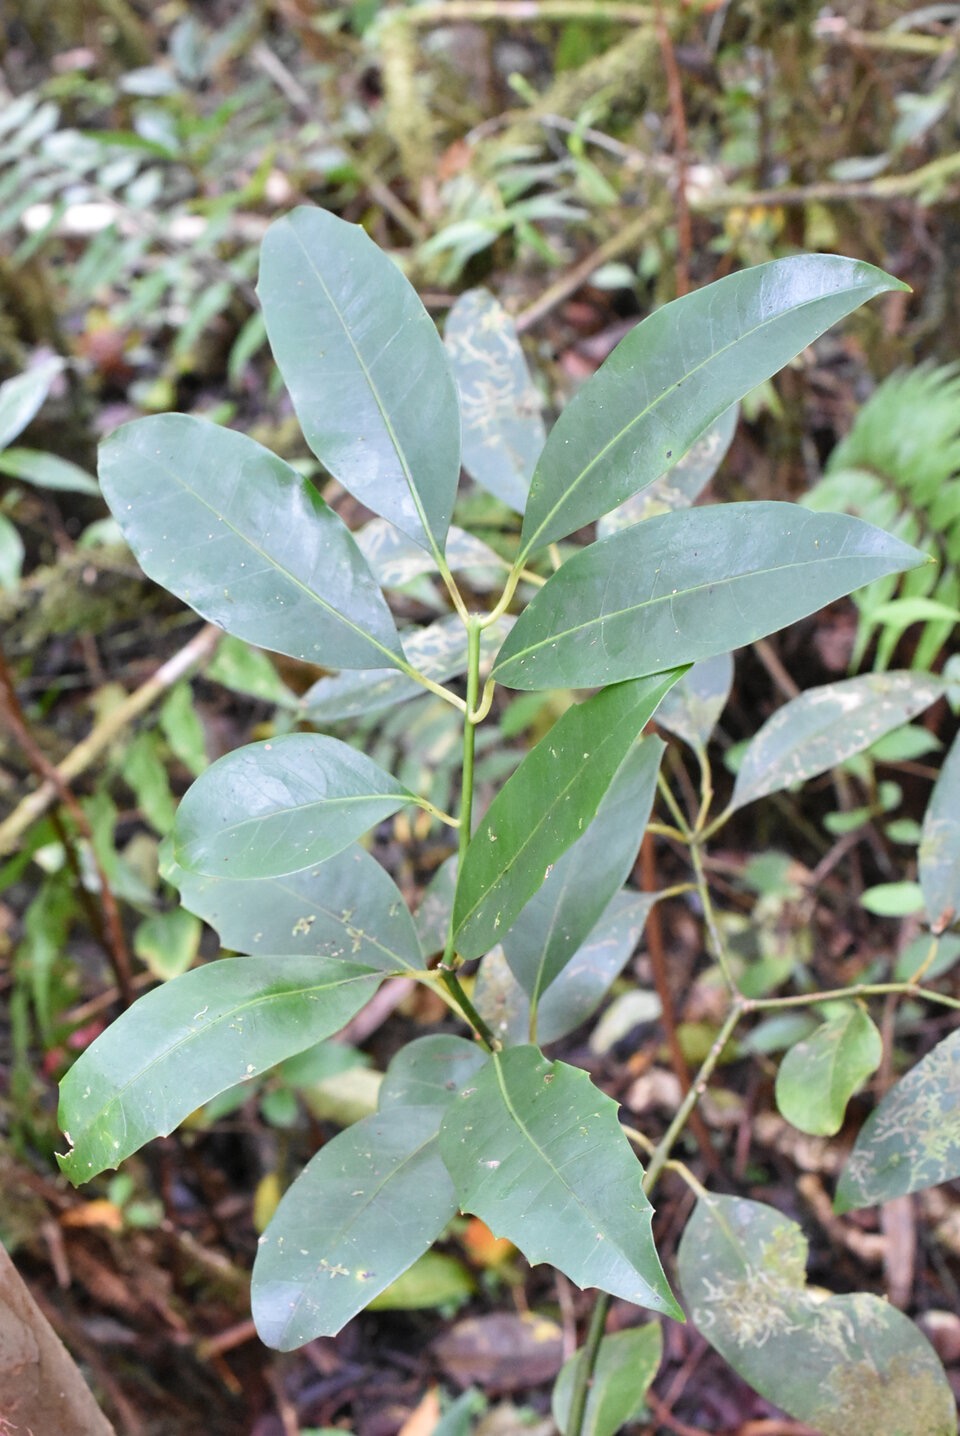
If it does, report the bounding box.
[59,208,960,1434]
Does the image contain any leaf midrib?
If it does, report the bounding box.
[177,790,410,866]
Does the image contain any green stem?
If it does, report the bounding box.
[565,1289,611,1436]
[746,981,960,1014]
[689,838,739,997]
[396,658,467,712]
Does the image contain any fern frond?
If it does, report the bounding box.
[804,363,960,670]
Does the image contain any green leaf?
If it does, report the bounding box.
[170,734,414,880]
[133,907,201,981]
[444,287,545,513]
[98,413,404,670]
[257,207,460,555]
[919,728,960,932]
[552,1324,662,1436]
[58,956,383,1181]
[775,1007,882,1136]
[368,1250,474,1311]
[206,636,298,708]
[502,737,663,1006]
[597,405,738,538]
[0,513,24,592]
[356,518,503,591]
[493,504,926,691]
[860,881,924,916]
[453,671,683,960]
[679,1195,955,1436]
[476,892,658,1047]
[731,672,944,813]
[0,447,99,494]
[836,1028,960,1212]
[379,1034,490,1110]
[519,256,906,556]
[0,356,63,450]
[253,1105,458,1348]
[159,680,207,777]
[655,652,733,754]
[164,843,425,973]
[438,1046,681,1317]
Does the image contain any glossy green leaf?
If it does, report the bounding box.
[367,1250,474,1311]
[552,1324,662,1436]
[919,728,960,932]
[519,256,906,557]
[475,893,657,1046]
[170,734,414,880]
[0,355,63,449]
[655,652,734,754]
[438,1046,681,1317]
[58,956,383,1182]
[679,1194,955,1436]
[0,447,99,494]
[453,671,683,960]
[257,207,460,554]
[597,405,738,538]
[502,737,663,1005]
[731,672,944,813]
[836,1028,960,1212]
[494,504,926,692]
[775,1007,882,1137]
[0,513,24,592]
[98,413,404,670]
[253,1105,457,1348]
[444,287,545,512]
[164,843,425,973]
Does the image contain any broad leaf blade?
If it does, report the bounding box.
[552,1325,662,1436]
[445,287,545,512]
[597,404,738,538]
[453,671,683,960]
[356,518,503,591]
[438,1047,681,1317]
[164,843,425,973]
[655,652,734,753]
[58,957,382,1181]
[519,256,907,556]
[99,414,404,669]
[379,1034,490,1110]
[171,734,413,880]
[679,1195,955,1436]
[258,207,460,554]
[836,1029,960,1212]
[0,355,63,449]
[775,1008,882,1137]
[731,672,944,813]
[253,1106,457,1348]
[503,737,663,1005]
[919,728,960,932]
[494,504,927,691]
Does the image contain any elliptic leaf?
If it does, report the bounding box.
[493,504,926,692]
[0,355,63,449]
[58,956,382,1181]
[836,1028,960,1212]
[656,652,734,754]
[99,414,404,670]
[170,734,413,880]
[438,1046,681,1317]
[552,1324,662,1436]
[597,404,738,538]
[775,1007,882,1137]
[0,447,99,494]
[679,1194,955,1436]
[379,1034,490,1111]
[453,671,683,960]
[258,207,460,554]
[919,728,960,932]
[476,892,658,1048]
[503,737,663,1005]
[519,256,907,557]
[731,672,944,813]
[445,287,545,512]
[253,1105,457,1348]
[164,843,425,973]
